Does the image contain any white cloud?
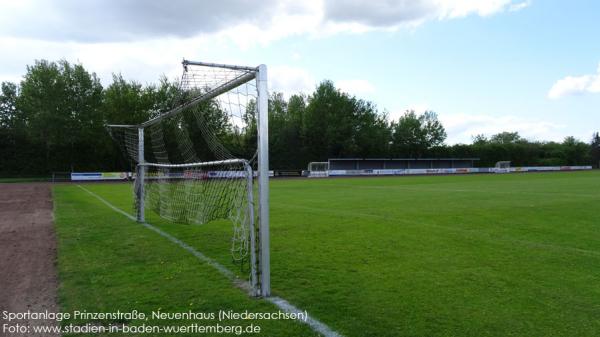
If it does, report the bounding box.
[324,0,435,27]
[0,36,219,86]
[0,0,281,42]
[386,105,566,144]
[269,66,316,97]
[323,0,529,30]
[0,1,531,87]
[0,1,530,43]
[436,0,529,18]
[509,0,531,12]
[264,69,376,99]
[439,112,565,144]
[547,63,600,99]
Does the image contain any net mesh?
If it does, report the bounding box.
[108,62,259,276]
[142,161,253,263]
[308,162,329,178]
[494,161,511,173]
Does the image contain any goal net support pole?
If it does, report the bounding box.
[257,64,270,297]
[137,127,145,223]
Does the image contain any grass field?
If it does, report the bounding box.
[53,171,600,337]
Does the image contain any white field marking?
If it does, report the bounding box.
[267,297,342,337]
[76,185,343,337]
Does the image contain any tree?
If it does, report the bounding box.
[285,94,307,168]
[591,132,600,168]
[390,110,446,157]
[302,81,356,160]
[562,136,590,165]
[0,82,18,129]
[490,131,522,144]
[0,82,29,174]
[301,80,392,163]
[2,58,597,175]
[17,59,104,172]
[269,92,308,169]
[472,134,488,145]
[422,111,447,149]
[103,74,154,125]
[352,100,391,158]
[390,110,422,157]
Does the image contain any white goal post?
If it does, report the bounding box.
[307,161,329,178]
[494,161,511,173]
[108,60,270,297]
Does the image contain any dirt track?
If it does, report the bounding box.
[0,183,59,336]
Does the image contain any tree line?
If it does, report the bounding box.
[0,59,598,176]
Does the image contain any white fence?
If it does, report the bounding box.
[71,172,131,181]
[328,166,592,176]
[68,166,592,181]
[70,171,276,181]
[508,166,592,172]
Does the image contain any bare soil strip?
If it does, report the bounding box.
[0,183,59,337]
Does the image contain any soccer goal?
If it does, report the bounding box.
[494,161,511,173]
[307,162,329,178]
[107,60,270,297]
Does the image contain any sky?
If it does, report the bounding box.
[1,0,599,144]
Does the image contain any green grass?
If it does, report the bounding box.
[54,185,315,337]
[53,171,600,336]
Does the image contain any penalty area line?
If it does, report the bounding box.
[76,185,343,337]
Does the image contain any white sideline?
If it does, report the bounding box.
[76,185,343,337]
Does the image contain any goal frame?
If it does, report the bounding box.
[307,161,329,178]
[108,60,270,297]
[494,161,511,174]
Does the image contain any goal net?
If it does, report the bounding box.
[307,161,329,178]
[107,60,270,297]
[494,161,511,173]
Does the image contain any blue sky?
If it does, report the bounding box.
[1,0,599,143]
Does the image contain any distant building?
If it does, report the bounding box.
[328,158,479,170]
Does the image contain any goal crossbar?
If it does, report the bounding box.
[141,71,257,128]
[106,124,137,128]
[183,59,258,72]
[140,158,248,168]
